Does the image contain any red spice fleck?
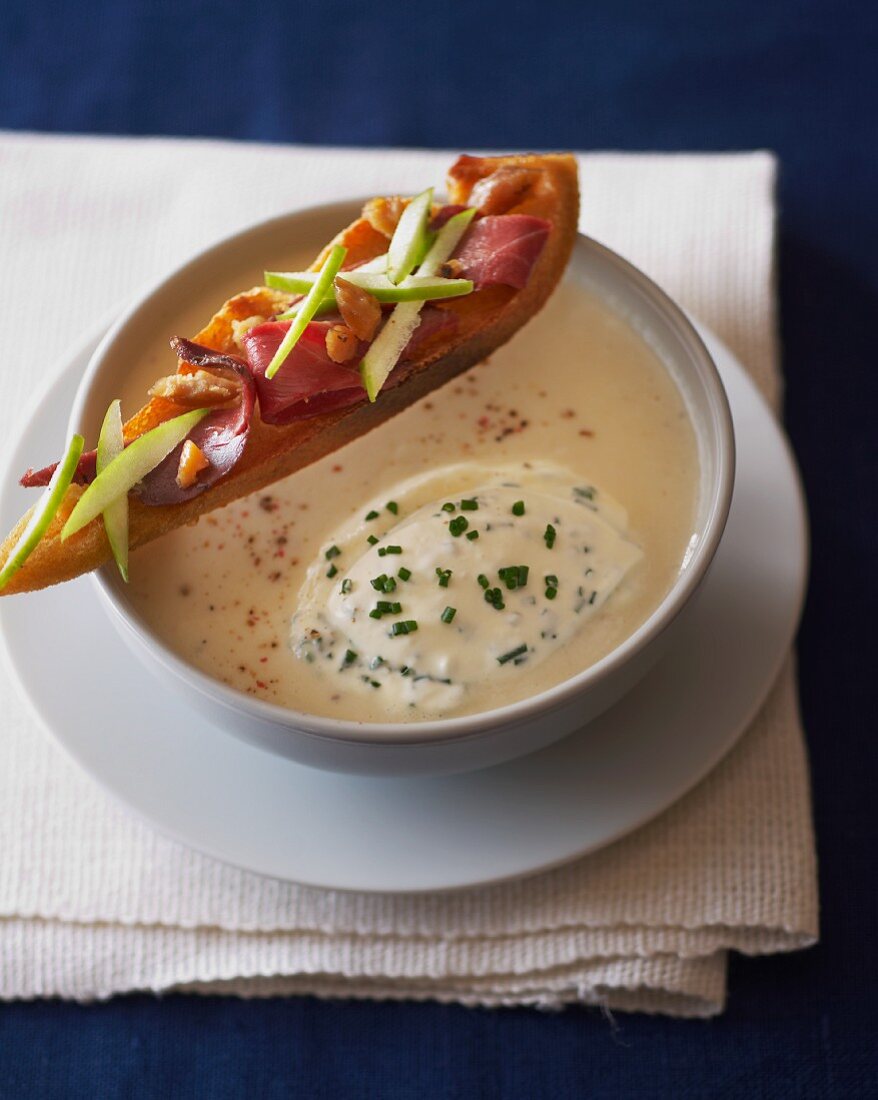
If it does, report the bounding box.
[256,680,268,690]
[579,428,595,437]
[259,657,268,664]
[332,464,343,472]
[561,408,576,419]
[259,496,279,513]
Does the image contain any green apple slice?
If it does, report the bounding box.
[62,408,209,540]
[264,244,347,379]
[0,432,84,591]
[96,398,129,581]
[266,271,473,303]
[360,207,477,402]
[387,188,434,284]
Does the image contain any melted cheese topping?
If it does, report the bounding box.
[291,463,642,717]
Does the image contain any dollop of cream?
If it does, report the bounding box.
[291,463,642,717]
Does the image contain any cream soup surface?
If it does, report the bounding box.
[125,284,699,721]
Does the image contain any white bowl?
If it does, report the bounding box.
[71,200,735,777]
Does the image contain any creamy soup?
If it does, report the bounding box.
[125,283,699,721]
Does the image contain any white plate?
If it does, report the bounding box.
[0,323,806,893]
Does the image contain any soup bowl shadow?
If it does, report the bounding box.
[71,201,735,777]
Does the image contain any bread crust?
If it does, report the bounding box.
[0,154,579,595]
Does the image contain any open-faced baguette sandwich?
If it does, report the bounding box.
[0,153,579,596]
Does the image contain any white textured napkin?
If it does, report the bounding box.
[0,134,817,1017]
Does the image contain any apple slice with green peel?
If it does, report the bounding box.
[360,207,477,402]
[387,188,434,284]
[96,399,129,581]
[266,271,473,303]
[0,432,84,592]
[62,408,209,540]
[264,244,347,379]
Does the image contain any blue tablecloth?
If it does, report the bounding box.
[1,0,876,1095]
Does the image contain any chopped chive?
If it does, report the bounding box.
[386,500,399,515]
[512,500,525,516]
[371,574,388,591]
[440,606,457,624]
[326,563,338,578]
[369,609,383,619]
[448,516,469,537]
[343,649,357,666]
[325,545,341,560]
[378,544,403,556]
[497,644,528,665]
[498,565,529,591]
[365,509,380,521]
[441,502,456,513]
[367,534,379,546]
[544,523,557,549]
[400,665,413,676]
[589,590,597,605]
[390,601,402,614]
[436,567,452,588]
[398,567,412,581]
[498,567,518,591]
[389,620,419,637]
[545,574,558,588]
[477,574,490,589]
[484,587,505,610]
[341,579,353,594]
[466,530,479,541]
[460,498,478,511]
[545,586,558,600]
[370,656,384,669]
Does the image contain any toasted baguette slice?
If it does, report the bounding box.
[0,153,578,595]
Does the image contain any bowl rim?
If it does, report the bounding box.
[76,198,735,748]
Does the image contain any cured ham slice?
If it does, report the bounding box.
[136,339,256,505]
[243,321,367,425]
[243,309,457,425]
[453,215,550,290]
[23,340,256,504]
[21,450,97,488]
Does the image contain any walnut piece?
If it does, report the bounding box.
[325,324,359,364]
[335,276,381,342]
[468,166,539,215]
[149,369,242,408]
[176,440,210,489]
[439,258,464,279]
[362,195,407,238]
